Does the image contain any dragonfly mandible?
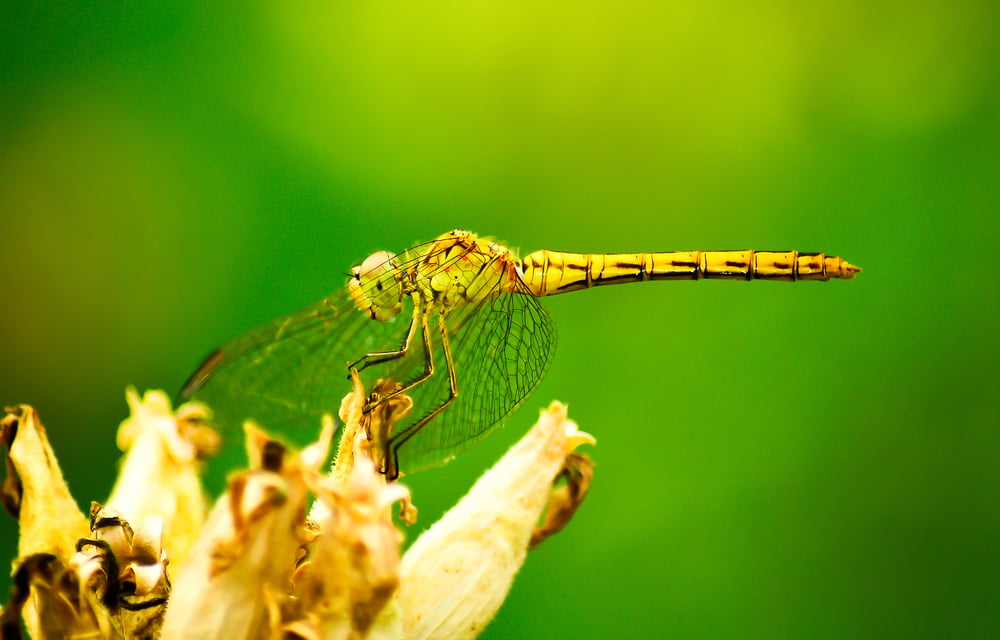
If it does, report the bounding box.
[181,229,860,478]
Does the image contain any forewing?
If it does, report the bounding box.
[182,286,414,452]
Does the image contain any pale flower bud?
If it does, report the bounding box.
[397,402,595,640]
[106,387,215,571]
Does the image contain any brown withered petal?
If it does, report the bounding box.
[397,401,595,640]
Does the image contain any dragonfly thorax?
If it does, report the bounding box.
[421,233,520,308]
[349,250,405,321]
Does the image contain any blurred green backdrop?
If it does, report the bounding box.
[2,2,998,638]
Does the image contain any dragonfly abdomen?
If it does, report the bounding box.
[519,249,861,296]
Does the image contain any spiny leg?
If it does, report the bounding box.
[385,309,459,479]
[362,301,438,414]
[350,294,422,375]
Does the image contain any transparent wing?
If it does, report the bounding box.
[181,285,414,452]
[392,272,558,472]
[179,239,446,453]
[180,235,556,482]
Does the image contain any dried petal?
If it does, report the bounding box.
[1,413,22,519]
[2,406,89,560]
[397,401,595,640]
[328,371,411,483]
[2,405,91,638]
[160,429,314,640]
[529,452,595,548]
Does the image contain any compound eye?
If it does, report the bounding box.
[358,251,394,282]
[349,250,402,321]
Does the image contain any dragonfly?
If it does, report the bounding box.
[181,229,860,478]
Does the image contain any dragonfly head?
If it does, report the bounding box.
[350,250,404,321]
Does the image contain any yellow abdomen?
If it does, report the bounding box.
[519,249,861,297]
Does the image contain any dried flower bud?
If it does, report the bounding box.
[2,406,89,560]
[4,387,596,640]
[2,405,91,638]
[159,422,329,640]
[105,388,214,570]
[290,461,409,640]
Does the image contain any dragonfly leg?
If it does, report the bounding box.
[349,295,422,375]
[362,302,437,414]
[384,310,459,479]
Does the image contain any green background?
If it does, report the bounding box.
[2,2,997,638]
